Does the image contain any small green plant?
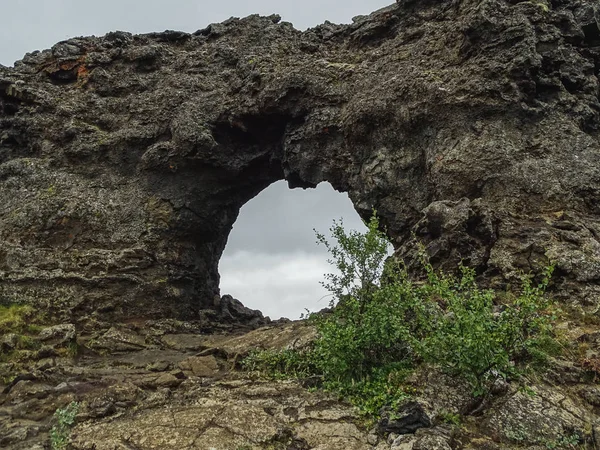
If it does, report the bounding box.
[50,401,79,450]
[543,433,581,449]
[530,1,550,12]
[0,304,45,371]
[242,348,315,380]
[504,424,529,443]
[506,425,582,449]
[0,373,15,385]
[56,341,80,359]
[438,410,461,426]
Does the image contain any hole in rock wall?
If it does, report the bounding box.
[219,180,367,320]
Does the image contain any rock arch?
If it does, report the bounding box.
[0,1,599,322]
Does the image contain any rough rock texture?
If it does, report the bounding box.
[2,319,597,450]
[0,321,376,450]
[70,380,372,450]
[1,1,600,321]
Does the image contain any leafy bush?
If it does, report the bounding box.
[243,212,559,416]
[50,401,79,450]
[417,261,557,395]
[315,215,390,310]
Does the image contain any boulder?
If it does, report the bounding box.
[37,324,76,346]
[178,355,220,377]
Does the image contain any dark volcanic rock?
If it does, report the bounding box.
[379,401,432,435]
[218,294,269,326]
[0,1,600,321]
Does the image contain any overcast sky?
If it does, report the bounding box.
[220,182,368,319]
[1,0,392,319]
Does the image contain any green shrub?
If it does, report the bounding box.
[50,401,79,450]
[418,261,557,395]
[312,215,425,378]
[243,212,559,417]
[315,215,390,310]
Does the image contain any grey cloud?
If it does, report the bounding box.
[219,250,335,319]
[220,182,392,318]
[223,181,367,255]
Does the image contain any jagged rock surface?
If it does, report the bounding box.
[1,320,598,450]
[0,0,599,320]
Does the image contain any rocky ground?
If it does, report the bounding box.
[2,310,600,450]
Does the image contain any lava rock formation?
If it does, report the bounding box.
[0,0,599,321]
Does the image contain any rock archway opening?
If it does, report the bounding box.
[219,180,367,320]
